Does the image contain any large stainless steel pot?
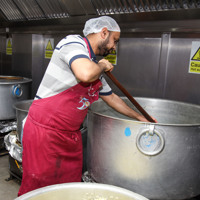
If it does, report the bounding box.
[87,97,200,200]
[0,76,32,120]
[13,99,33,142]
[15,182,149,200]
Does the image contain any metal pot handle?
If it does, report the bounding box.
[136,125,165,156]
[12,84,23,97]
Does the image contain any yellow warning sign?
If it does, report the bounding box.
[6,38,12,55]
[191,47,200,61]
[7,39,12,48]
[46,40,53,50]
[104,50,117,65]
[189,41,200,74]
[45,38,54,59]
[189,61,200,74]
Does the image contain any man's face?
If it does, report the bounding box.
[98,31,120,57]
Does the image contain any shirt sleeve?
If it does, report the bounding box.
[57,36,90,68]
[99,75,112,96]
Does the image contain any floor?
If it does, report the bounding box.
[0,152,21,200]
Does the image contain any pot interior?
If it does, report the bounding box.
[15,183,148,200]
[90,97,200,125]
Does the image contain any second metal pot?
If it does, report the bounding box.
[13,99,33,142]
[0,76,32,120]
[13,99,88,172]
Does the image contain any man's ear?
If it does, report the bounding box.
[100,27,109,39]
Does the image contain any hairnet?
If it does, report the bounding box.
[83,16,120,36]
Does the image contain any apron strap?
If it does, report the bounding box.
[83,38,92,59]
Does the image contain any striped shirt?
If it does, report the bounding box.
[35,35,112,99]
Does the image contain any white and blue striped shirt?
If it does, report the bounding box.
[35,35,112,99]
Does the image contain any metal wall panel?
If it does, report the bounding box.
[109,37,162,98]
[11,34,61,98]
[0,36,3,74]
[0,35,12,75]
[110,35,200,105]
[12,34,32,78]
[3,32,200,105]
[165,38,200,104]
[31,34,65,97]
[32,34,45,98]
[31,34,65,98]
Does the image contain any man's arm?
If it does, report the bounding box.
[71,58,113,83]
[100,93,156,122]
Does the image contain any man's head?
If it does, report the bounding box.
[83,16,120,56]
[83,16,120,36]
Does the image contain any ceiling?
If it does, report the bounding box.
[0,0,200,34]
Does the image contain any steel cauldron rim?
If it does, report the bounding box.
[89,97,200,127]
[15,182,149,200]
[0,76,32,84]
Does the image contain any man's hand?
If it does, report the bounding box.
[71,58,114,83]
[98,59,114,72]
[137,115,158,123]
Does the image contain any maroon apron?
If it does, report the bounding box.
[18,38,102,196]
[18,80,102,196]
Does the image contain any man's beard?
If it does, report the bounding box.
[98,34,112,57]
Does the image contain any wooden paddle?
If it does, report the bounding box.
[105,71,155,123]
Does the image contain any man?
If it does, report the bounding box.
[18,16,156,196]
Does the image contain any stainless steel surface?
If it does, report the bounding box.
[12,33,65,98]
[0,76,32,120]
[13,99,33,142]
[87,97,200,200]
[6,32,200,105]
[109,37,161,98]
[0,36,2,75]
[12,34,32,78]
[0,0,24,21]
[12,34,43,98]
[32,34,46,97]
[15,182,149,200]
[108,35,200,105]
[155,33,171,98]
[0,0,199,35]
[0,35,12,76]
[164,37,200,103]
[1,18,200,35]
[0,0,199,23]
[92,0,200,14]
[8,32,200,106]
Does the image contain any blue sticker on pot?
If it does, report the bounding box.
[124,127,131,137]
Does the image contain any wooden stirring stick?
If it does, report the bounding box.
[105,71,155,123]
